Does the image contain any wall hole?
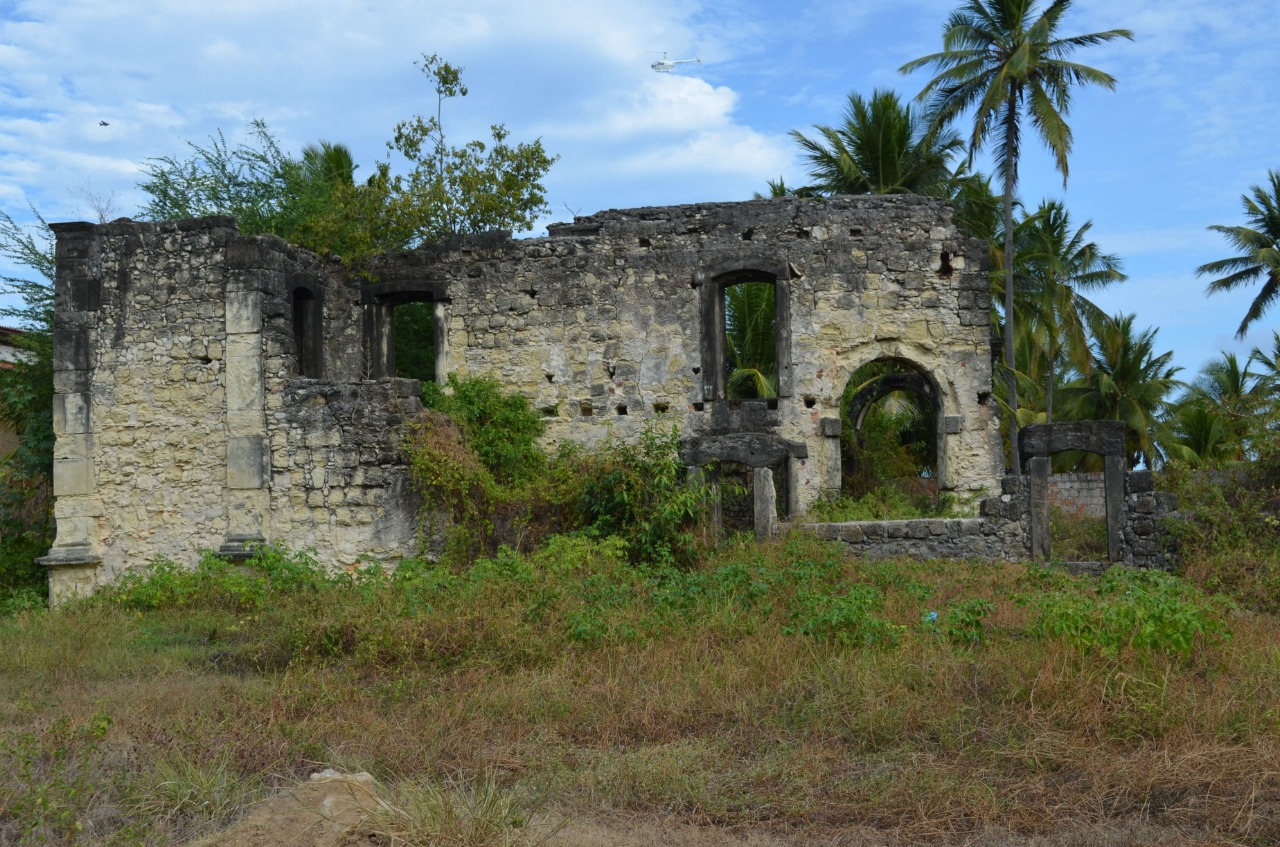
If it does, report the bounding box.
[653,402,669,414]
[741,228,754,241]
[766,398,779,410]
[579,401,593,417]
[978,391,992,405]
[803,395,816,409]
[616,404,628,416]
[692,402,705,412]
[638,237,651,248]
[539,405,558,417]
[692,366,701,375]
[938,251,954,277]
[522,287,538,299]
[545,373,555,383]
[849,227,863,236]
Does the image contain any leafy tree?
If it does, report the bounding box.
[139,54,557,257]
[139,122,396,259]
[902,0,1133,466]
[383,54,558,247]
[1058,313,1181,468]
[1197,169,1280,338]
[0,207,55,602]
[789,88,964,197]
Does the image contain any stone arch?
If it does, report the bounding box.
[361,279,450,381]
[839,356,945,497]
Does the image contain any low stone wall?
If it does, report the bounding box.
[807,516,1023,560]
[1047,471,1106,518]
[808,472,1177,568]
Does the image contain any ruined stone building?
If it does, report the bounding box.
[39,195,1010,601]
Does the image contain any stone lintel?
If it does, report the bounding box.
[680,432,808,468]
[1019,421,1126,463]
[38,542,102,569]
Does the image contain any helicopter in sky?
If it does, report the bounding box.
[650,52,701,73]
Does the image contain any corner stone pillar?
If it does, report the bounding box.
[219,254,270,559]
[39,222,105,604]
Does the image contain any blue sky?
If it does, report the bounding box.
[1,0,1277,379]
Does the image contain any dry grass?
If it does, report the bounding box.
[1,534,1279,845]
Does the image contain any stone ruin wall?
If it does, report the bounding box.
[41,218,422,601]
[369,196,1004,507]
[40,196,1006,601]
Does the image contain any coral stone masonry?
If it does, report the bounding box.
[40,196,1008,602]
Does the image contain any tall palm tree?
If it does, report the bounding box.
[790,89,964,196]
[1014,199,1125,420]
[901,0,1132,467]
[1058,313,1181,468]
[1197,170,1280,339]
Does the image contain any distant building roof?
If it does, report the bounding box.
[0,326,28,367]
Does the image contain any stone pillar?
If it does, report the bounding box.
[819,416,842,501]
[219,270,269,560]
[754,466,778,541]
[39,222,105,604]
[1028,457,1051,560]
[1104,454,1125,563]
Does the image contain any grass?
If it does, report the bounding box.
[2,531,1278,845]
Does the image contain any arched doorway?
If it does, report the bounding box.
[840,358,942,502]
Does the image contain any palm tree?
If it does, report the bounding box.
[789,89,964,196]
[1057,313,1181,468]
[1014,200,1125,420]
[724,282,778,399]
[901,0,1132,467]
[1175,353,1269,461]
[1197,170,1280,339]
[1251,330,1280,396]
[299,140,358,187]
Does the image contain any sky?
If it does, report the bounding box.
[1,0,1277,380]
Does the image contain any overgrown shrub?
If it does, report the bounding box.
[1163,463,1280,611]
[408,376,712,568]
[421,373,545,485]
[577,424,712,568]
